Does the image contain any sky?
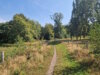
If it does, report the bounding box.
[0,0,73,26]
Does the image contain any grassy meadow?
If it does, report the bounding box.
[51,40,100,75]
[0,41,53,75]
[0,39,100,75]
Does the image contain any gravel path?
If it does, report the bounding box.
[46,46,57,75]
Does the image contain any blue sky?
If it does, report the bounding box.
[0,0,73,26]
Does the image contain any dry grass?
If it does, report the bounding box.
[65,42,100,75]
[0,41,53,75]
[66,42,94,61]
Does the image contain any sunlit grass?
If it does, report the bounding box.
[53,43,89,75]
[0,41,54,75]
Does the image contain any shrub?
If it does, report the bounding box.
[89,23,100,54]
[5,36,26,60]
[13,69,20,75]
[20,71,26,75]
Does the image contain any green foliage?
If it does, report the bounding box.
[54,43,89,75]
[0,13,69,42]
[16,36,24,47]
[13,69,26,75]
[13,69,20,75]
[70,0,96,39]
[43,23,54,40]
[5,37,26,60]
[0,22,14,43]
[20,71,26,75]
[61,26,68,38]
[89,23,100,54]
[13,14,34,42]
[51,12,64,39]
[0,14,42,43]
[33,22,41,39]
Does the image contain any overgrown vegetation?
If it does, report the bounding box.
[53,41,100,75]
[69,0,100,40]
[0,13,68,43]
[53,43,89,75]
[0,0,100,75]
[4,36,26,60]
[89,23,100,54]
[0,41,53,75]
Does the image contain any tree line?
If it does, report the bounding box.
[69,0,100,54]
[0,14,41,43]
[69,0,100,39]
[0,13,68,43]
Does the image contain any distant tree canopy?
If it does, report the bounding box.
[68,0,100,54]
[69,0,98,39]
[89,0,100,54]
[13,14,34,42]
[0,14,42,43]
[51,12,67,39]
[43,23,54,40]
[1,0,100,44]
[32,22,41,40]
[0,13,68,43]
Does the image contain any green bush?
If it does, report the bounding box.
[20,71,26,75]
[5,37,26,60]
[89,23,100,54]
[13,69,20,75]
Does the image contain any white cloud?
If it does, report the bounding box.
[0,18,7,23]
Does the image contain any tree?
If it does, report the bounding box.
[32,21,41,40]
[70,0,96,40]
[61,25,68,38]
[51,12,64,38]
[0,14,42,43]
[70,0,81,40]
[12,14,34,42]
[43,23,54,40]
[0,22,12,43]
[94,0,100,23]
[89,0,100,54]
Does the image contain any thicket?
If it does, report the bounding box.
[0,14,42,43]
[0,13,68,43]
[89,23,100,54]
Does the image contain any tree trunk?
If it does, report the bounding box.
[80,36,81,40]
[71,36,73,41]
[83,35,86,39]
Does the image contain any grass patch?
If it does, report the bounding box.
[0,41,54,75]
[53,43,89,75]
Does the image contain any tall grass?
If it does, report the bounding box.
[0,40,54,75]
[53,43,89,75]
[4,37,26,61]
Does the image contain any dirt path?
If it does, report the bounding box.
[46,46,57,75]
